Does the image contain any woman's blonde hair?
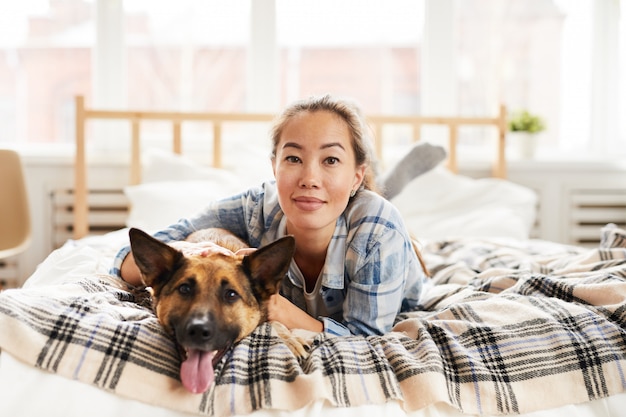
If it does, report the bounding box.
[269,94,379,194]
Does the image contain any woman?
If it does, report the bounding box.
[113,94,426,336]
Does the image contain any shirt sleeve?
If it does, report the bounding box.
[343,227,420,336]
[314,226,419,337]
[109,217,198,276]
[334,191,425,337]
[321,317,353,337]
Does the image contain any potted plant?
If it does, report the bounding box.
[508,110,546,159]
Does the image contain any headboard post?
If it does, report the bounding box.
[74,95,89,239]
[446,124,459,173]
[493,104,508,178]
[172,121,182,154]
[130,118,141,185]
[412,123,422,142]
[374,124,384,163]
[213,123,222,168]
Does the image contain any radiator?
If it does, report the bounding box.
[51,188,129,248]
[0,259,20,290]
[568,189,626,247]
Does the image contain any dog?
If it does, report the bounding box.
[128,227,295,394]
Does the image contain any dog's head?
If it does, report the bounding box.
[128,227,295,393]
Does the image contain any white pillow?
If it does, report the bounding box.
[142,148,238,183]
[142,147,274,189]
[127,149,273,231]
[124,180,241,231]
[391,168,538,240]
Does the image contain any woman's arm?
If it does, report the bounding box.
[120,251,142,286]
[267,294,324,333]
[342,229,424,336]
[111,185,271,284]
[111,218,197,286]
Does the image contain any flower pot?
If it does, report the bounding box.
[509,132,538,159]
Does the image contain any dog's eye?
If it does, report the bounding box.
[224,289,240,303]
[178,283,193,296]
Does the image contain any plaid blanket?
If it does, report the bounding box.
[2,224,626,416]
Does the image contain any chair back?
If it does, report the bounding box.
[0,150,31,258]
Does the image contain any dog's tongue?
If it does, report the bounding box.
[180,349,215,394]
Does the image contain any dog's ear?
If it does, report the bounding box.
[129,228,183,289]
[242,236,295,300]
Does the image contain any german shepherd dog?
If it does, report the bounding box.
[128,227,295,394]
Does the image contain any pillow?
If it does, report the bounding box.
[391,167,538,240]
[142,148,274,189]
[124,180,241,231]
[127,149,271,231]
[142,148,239,183]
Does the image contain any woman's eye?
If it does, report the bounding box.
[285,155,301,163]
[325,156,339,165]
[224,289,240,303]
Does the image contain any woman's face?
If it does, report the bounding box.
[272,110,365,239]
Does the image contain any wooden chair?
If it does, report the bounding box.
[0,150,31,262]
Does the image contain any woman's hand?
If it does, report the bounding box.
[121,242,256,288]
[267,294,323,333]
[168,240,235,257]
[169,242,258,258]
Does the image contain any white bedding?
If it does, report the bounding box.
[391,167,537,240]
[2,353,624,417]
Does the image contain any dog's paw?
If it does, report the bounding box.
[129,286,154,309]
[271,321,316,359]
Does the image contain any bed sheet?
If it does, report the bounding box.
[2,225,626,417]
[391,167,537,240]
[1,352,624,417]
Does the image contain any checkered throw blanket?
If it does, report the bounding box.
[2,224,626,416]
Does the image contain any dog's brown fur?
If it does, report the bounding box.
[128,227,295,392]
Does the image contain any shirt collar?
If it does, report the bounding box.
[280,215,348,291]
[319,215,348,289]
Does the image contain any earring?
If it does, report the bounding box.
[350,189,357,197]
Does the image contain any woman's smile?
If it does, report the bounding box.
[292,196,326,211]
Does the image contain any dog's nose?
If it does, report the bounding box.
[186,318,212,343]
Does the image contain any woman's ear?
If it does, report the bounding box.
[353,164,366,190]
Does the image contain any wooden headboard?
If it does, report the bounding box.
[73,95,507,239]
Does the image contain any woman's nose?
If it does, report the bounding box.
[299,163,321,188]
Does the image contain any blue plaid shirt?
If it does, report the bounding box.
[112,181,425,336]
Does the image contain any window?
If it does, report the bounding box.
[124,0,250,111]
[456,0,568,153]
[1,0,623,161]
[453,0,624,157]
[0,0,94,145]
[276,0,423,114]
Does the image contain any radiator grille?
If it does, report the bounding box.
[51,188,129,248]
[528,186,541,239]
[568,189,626,246]
[0,259,20,290]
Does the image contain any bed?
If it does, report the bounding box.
[1,96,626,417]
